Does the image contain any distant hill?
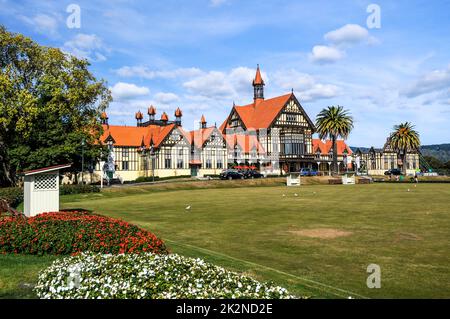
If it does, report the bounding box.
[350,144,450,162]
[420,144,450,162]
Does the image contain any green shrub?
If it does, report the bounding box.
[35,252,295,299]
[134,175,191,183]
[134,176,160,183]
[0,187,23,209]
[60,184,100,195]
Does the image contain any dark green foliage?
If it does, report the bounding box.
[59,184,100,195]
[0,26,111,187]
[0,187,23,208]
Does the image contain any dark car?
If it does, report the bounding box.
[384,168,402,176]
[220,169,245,180]
[299,168,318,176]
[243,170,264,179]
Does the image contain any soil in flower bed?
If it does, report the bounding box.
[0,211,167,255]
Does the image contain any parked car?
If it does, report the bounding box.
[384,168,403,176]
[243,170,264,179]
[299,168,318,176]
[219,169,245,180]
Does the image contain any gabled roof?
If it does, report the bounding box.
[312,139,353,156]
[189,127,221,149]
[225,133,266,154]
[101,124,176,149]
[221,93,315,132]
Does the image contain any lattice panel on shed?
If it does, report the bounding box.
[34,174,58,190]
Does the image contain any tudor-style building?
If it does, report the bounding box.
[94,108,229,182]
[220,65,316,173]
[90,65,416,183]
[354,137,420,176]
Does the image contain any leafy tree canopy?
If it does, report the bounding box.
[0,26,111,186]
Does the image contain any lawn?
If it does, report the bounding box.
[2,181,450,298]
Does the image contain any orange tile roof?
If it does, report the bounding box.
[223,93,293,130]
[312,139,353,156]
[221,93,316,132]
[190,127,220,149]
[101,124,176,148]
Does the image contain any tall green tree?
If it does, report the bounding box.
[315,106,354,174]
[0,26,111,186]
[389,122,420,174]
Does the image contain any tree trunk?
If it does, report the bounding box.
[332,135,338,174]
[0,134,15,187]
[402,149,407,175]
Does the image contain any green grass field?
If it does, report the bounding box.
[1,181,449,298]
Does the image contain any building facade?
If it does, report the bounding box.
[354,138,420,176]
[90,65,417,182]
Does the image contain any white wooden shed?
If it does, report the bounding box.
[23,164,71,217]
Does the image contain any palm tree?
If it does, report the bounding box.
[389,122,420,174]
[315,106,354,174]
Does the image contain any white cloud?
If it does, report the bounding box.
[19,14,59,36]
[324,24,370,45]
[63,33,109,62]
[154,92,180,104]
[273,69,340,102]
[309,45,345,64]
[109,82,150,101]
[402,64,450,98]
[309,24,377,65]
[115,66,203,79]
[182,66,265,100]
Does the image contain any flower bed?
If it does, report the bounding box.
[0,211,167,255]
[35,252,294,299]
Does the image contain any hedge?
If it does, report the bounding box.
[0,211,167,255]
[134,175,191,183]
[59,184,100,195]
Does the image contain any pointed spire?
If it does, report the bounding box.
[100,111,108,125]
[253,64,265,102]
[160,112,169,122]
[253,64,264,86]
[174,107,182,117]
[148,105,156,115]
[135,111,143,120]
[135,110,143,126]
[200,115,207,129]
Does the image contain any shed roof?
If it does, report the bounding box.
[23,164,72,176]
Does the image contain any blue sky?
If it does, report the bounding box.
[1,0,449,146]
